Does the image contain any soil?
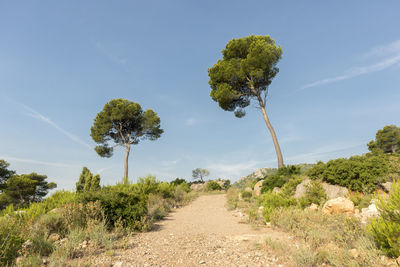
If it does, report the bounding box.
[89,194,294,267]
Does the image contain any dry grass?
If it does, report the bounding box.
[269,207,382,266]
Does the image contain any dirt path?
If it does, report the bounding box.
[92,194,291,267]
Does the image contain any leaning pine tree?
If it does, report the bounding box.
[90,99,163,184]
[208,35,284,168]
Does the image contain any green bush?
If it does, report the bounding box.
[205,181,222,191]
[241,191,252,200]
[299,180,327,208]
[0,217,24,266]
[0,190,76,222]
[279,176,303,197]
[157,182,175,199]
[349,192,372,209]
[262,192,297,221]
[133,175,160,196]
[368,180,400,257]
[78,187,147,230]
[307,152,389,193]
[147,194,171,220]
[170,178,187,186]
[261,165,301,193]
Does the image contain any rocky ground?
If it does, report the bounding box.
[83,194,294,267]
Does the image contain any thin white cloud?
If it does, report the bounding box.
[300,40,400,90]
[22,104,92,150]
[1,156,78,168]
[186,118,196,126]
[95,42,127,65]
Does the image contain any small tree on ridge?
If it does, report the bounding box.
[192,168,210,182]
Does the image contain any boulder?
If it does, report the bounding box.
[254,169,266,179]
[190,183,206,191]
[254,180,264,196]
[360,201,379,224]
[308,203,318,211]
[321,183,348,199]
[294,179,348,200]
[294,179,311,199]
[322,197,355,215]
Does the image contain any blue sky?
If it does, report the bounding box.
[1,1,399,189]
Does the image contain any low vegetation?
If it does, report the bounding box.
[0,166,200,266]
[228,126,400,265]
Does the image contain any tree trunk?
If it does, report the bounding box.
[124,145,130,184]
[259,102,284,168]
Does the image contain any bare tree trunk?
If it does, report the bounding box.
[258,100,284,168]
[124,145,130,184]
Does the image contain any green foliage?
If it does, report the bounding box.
[349,192,372,209]
[299,180,327,208]
[192,168,210,182]
[307,152,389,192]
[0,173,56,209]
[90,98,163,180]
[261,165,301,193]
[276,165,301,176]
[76,167,101,193]
[0,159,15,189]
[170,178,187,186]
[205,181,222,191]
[156,182,175,199]
[208,35,282,117]
[0,216,24,266]
[279,176,303,197]
[223,179,231,189]
[368,180,400,257]
[368,125,400,154]
[78,186,147,230]
[241,191,252,199]
[262,192,297,221]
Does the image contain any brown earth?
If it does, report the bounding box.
[89,194,293,267]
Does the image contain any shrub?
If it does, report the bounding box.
[170,178,187,186]
[261,165,301,193]
[261,174,287,193]
[262,192,297,221]
[241,191,252,200]
[307,152,389,193]
[368,180,400,257]
[147,194,171,220]
[223,180,231,189]
[271,207,380,266]
[299,180,327,208]
[157,182,175,199]
[279,176,303,197]
[349,192,372,209]
[78,187,147,230]
[205,181,222,191]
[0,217,24,266]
